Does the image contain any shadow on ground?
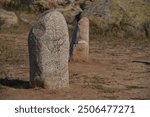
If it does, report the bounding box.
[132,61,150,65]
[0,79,31,89]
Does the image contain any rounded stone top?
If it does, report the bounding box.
[32,10,68,41]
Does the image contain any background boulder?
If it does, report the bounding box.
[0,8,18,28]
[81,0,150,38]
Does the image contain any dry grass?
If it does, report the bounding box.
[0,11,36,78]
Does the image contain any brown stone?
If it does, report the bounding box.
[72,17,89,62]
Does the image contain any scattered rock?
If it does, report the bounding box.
[81,0,150,38]
[28,10,69,90]
[0,8,18,28]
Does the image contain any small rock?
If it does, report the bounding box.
[0,8,18,28]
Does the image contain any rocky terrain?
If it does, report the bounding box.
[0,0,150,99]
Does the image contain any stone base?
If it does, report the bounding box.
[72,40,89,62]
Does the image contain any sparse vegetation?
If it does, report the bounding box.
[0,37,16,60]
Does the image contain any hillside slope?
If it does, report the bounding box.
[81,0,150,38]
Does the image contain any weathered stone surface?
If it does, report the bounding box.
[72,17,89,62]
[28,10,69,90]
[0,8,18,28]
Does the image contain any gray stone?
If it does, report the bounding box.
[28,10,69,90]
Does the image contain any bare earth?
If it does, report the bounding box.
[0,32,150,100]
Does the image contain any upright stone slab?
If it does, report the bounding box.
[72,17,89,62]
[28,10,69,90]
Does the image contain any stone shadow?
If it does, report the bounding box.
[0,78,32,89]
[132,60,150,65]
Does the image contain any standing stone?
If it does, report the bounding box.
[28,10,69,90]
[72,17,89,62]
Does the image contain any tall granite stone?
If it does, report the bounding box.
[72,17,89,62]
[28,10,69,90]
